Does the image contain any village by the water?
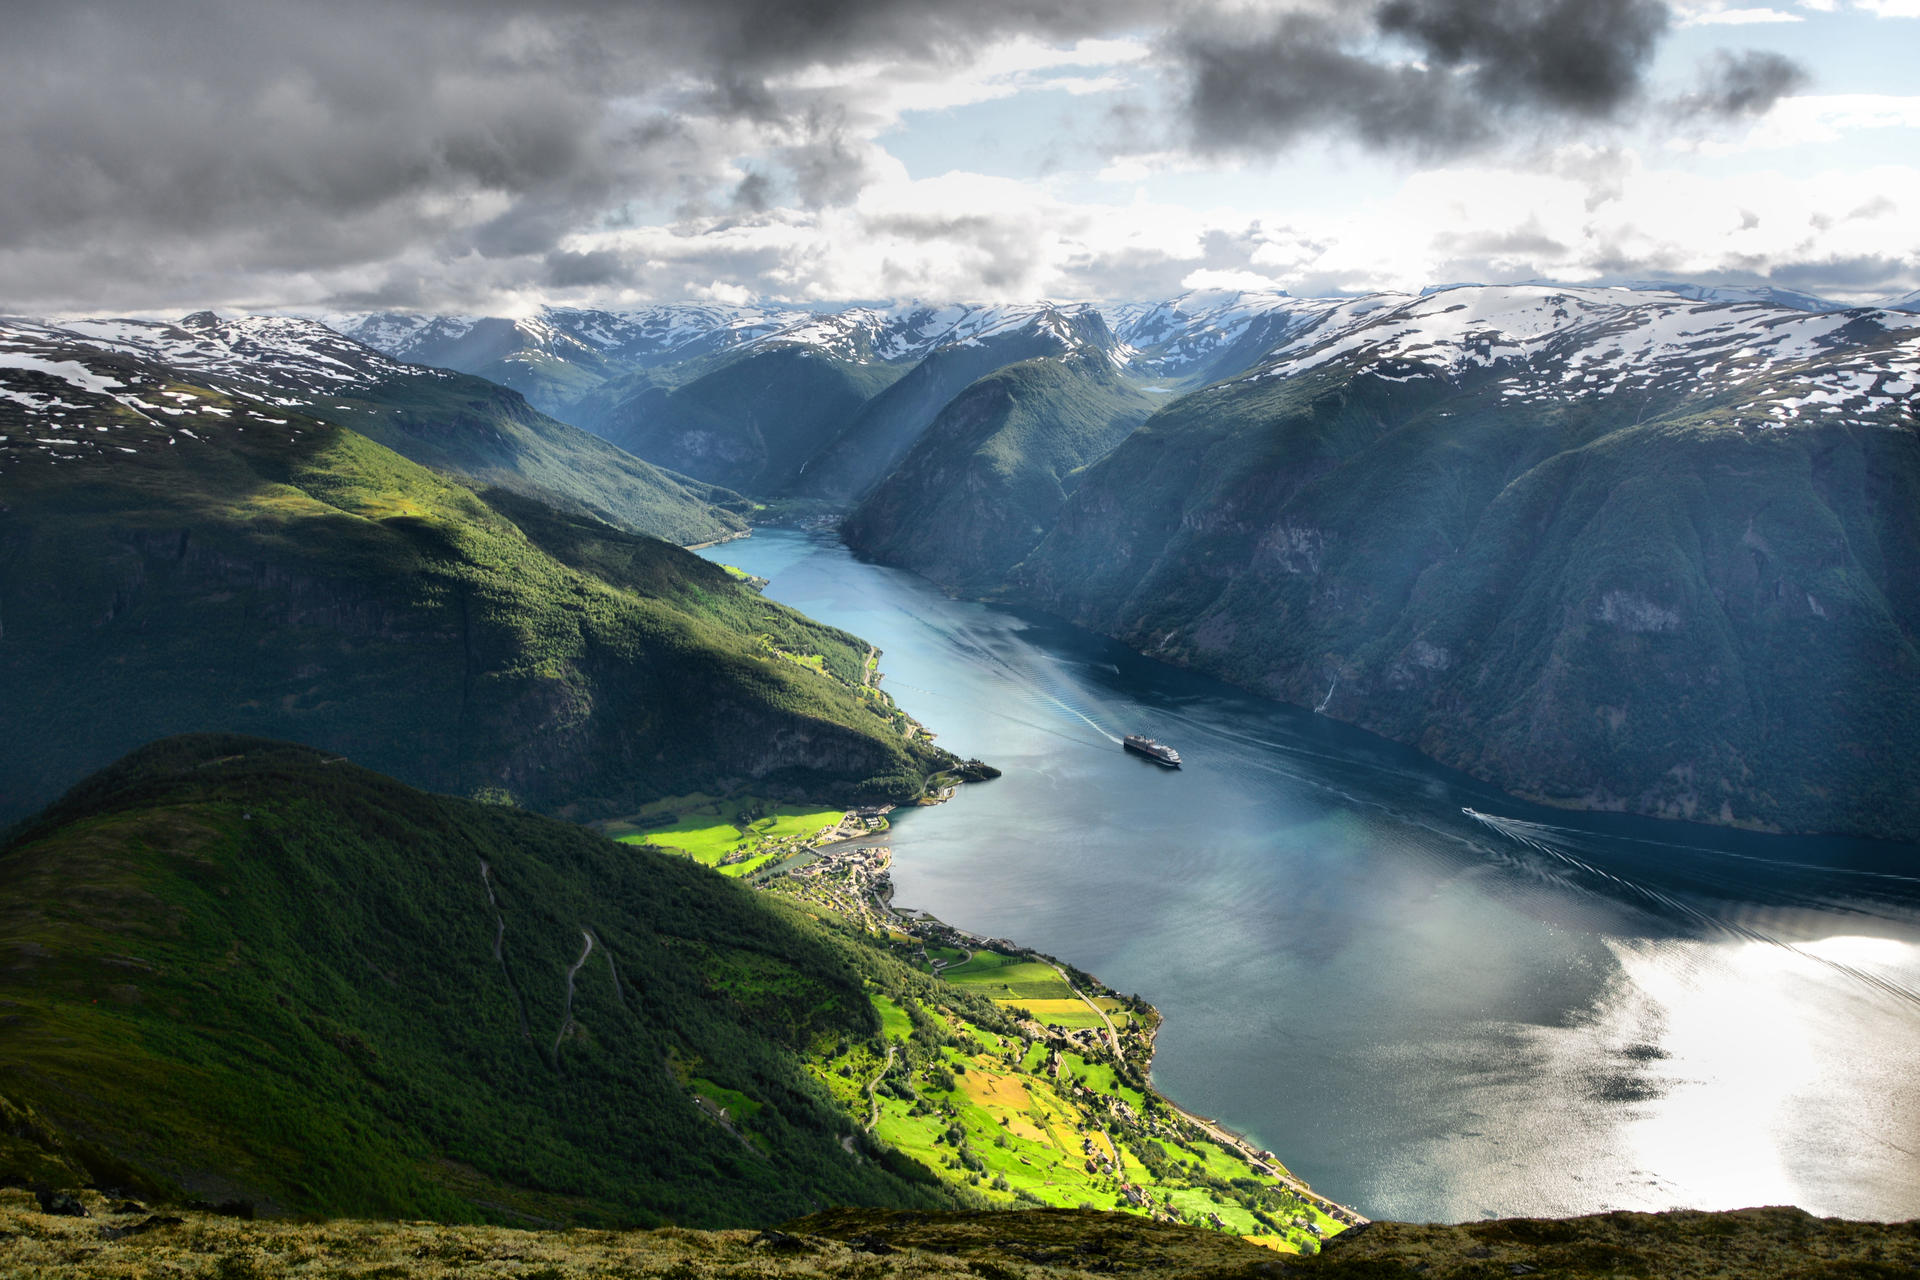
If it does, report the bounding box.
[595,789,1362,1251]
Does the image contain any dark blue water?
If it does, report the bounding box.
[703,529,1920,1223]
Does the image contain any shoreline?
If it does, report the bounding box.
[683,529,752,551]
[850,808,1368,1228]
[694,528,1365,1230]
[913,907,1367,1227]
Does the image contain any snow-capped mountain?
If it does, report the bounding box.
[1101,288,1318,381]
[755,301,1117,365]
[1231,284,1919,430]
[15,312,435,399]
[1608,280,1840,312]
[337,300,1119,372]
[0,315,378,466]
[0,313,747,545]
[1875,287,1920,314]
[330,303,782,373]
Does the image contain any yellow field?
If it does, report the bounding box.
[958,1069,1031,1110]
[999,997,1133,1030]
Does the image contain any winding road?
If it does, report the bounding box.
[1048,961,1122,1057]
[552,930,594,1059]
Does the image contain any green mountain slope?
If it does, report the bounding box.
[321,369,750,546]
[0,735,957,1225]
[842,356,1156,595]
[1018,350,1920,839]
[575,346,904,494]
[1,737,1343,1249]
[792,314,1118,502]
[0,352,952,825]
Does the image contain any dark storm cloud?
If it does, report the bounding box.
[544,248,629,288]
[0,0,1154,309]
[1683,50,1810,119]
[1375,0,1668,116]
[0,0,1829,312]
[1171,0,1805,157]
[1175,9,1496,156]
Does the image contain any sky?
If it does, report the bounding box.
[2,0,1915,316]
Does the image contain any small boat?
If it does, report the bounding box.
[1123,734,1181,768]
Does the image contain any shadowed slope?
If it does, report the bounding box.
[0,736,957,1225]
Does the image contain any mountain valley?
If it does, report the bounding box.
[12,1,1920,1270]
[6,281,1918,1268]
[337,284,1920,840]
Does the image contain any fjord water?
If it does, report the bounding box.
[702,530,1920,1224]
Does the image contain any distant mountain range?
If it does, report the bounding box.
[13,282,1917,839]
[336,282,1919,840]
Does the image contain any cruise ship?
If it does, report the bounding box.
[1122,734,1181,767]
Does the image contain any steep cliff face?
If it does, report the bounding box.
[1017,291,1920,839]
[841,355,1155,595]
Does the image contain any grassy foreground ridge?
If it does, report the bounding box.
[3,1197,1915,1278]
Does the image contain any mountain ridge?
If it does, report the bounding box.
[0,344,952,824]
[2,314,749,546]
[1008,286,1920,839]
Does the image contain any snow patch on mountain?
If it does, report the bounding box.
[0,349,127,397]
[1104,288,1315,378]
[1243,285,1918,397]
[0,315,409,468]
[49,314,431,393]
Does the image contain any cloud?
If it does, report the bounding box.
[0,0,1157,312]
[1681,50,1811,117]
[1678,5,1805,24]
[530,147,1918,307]
[1179,268,1288,293]
[1168,0,1817,159]
[1171,0,1675,158]
[543,248,629,288]
[1681,93,1920,152]
[1374,0,1670,115]
[1277,153,1920,303]
[0,0,1873,314]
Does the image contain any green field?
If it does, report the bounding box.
[938,948,1132,1025]
[604,794,845,869]
[872,992,915,1043]
[943,950,1073,998]
[816,988,1339,1251]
